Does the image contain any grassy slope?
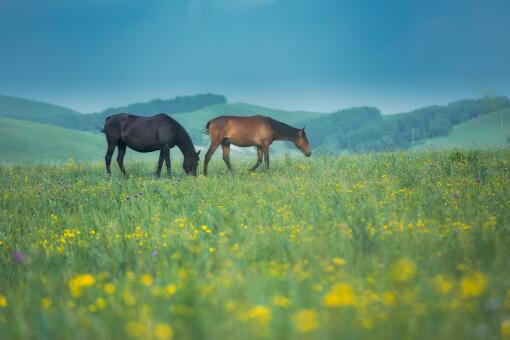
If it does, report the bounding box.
[0,117,160,164]
[413,108,510,149]
[0,94,86,126]
[0,117,105,163]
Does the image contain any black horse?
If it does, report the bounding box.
[101,113,200,176]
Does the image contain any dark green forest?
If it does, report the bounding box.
[302,96,510,152]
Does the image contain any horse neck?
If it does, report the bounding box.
[272,121,299,142]
[176,129,196,160]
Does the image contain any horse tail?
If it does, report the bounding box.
[99,116,113,133]
[202,120,211,134]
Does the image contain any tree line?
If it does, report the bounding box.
[302,96,510,153]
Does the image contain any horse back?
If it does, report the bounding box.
[206,115,274,145]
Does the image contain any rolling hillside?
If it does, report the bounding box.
[174,102,324,126]
[0,94,93,129]
[0,117,166,163]
[0,117,105,163]
[413,108,510,149]
[1,94,509,163]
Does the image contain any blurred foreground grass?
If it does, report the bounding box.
[0,150,509,339]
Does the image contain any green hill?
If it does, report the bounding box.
[413,108,510,149]
[174,102,324,126]
[0,94,95,129]
[0,117,106,163]
[95,93,227,118]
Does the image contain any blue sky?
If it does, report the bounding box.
[0,0,509,113]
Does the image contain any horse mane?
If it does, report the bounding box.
[266,117,299,139]
[159,114,196,158]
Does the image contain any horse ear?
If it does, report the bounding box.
[196,150,201,156]
[302,126,306,131]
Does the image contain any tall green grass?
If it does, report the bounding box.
[0,151,509,339]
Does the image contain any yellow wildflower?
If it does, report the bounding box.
[154,323,174,340]
[323,283,357,307]
[68,274,95,297]
[141,274,154,287]
[0,295,7,308]
[126,321,146,337]
[103,283,116,294]
[292,309,319,333]
[40,297,52,310]
[433,275,453,294]
[391,259,416,282]
[461,272,487,298]
[96,298,107,309]
[501,319,510,337]
[381,291,396,307]
[165,284,177,297]
[332,257,346,266]
[243,305,272,327]
[123,290,137,306]
[271,295,291,308]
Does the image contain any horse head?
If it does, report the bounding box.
[294,127,312,157]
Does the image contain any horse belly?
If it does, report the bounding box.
[127,144,161,153]
[123,133,162,152]
[226,127,269,147]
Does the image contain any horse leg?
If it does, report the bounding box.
[117,143,127,177]
[156,150,164,178]
[221,142,233,173]
[203,142,219,176]
[163,146,171,176]
[105,142,116,175]
[262,144,270,170]
[249,146,263,172]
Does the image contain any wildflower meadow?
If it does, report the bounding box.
[0,150,509,339]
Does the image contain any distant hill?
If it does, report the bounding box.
[0,93,230,131]
[303,96,510,153]
[1,93,509,163]
[0,94,93,129]
[413,108,510,149]
[93,93,227,120]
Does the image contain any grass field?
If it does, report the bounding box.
[414,109,510,149]
[0,117,105,163]
[1,150,509,339]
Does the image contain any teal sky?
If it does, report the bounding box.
[0,0,509,113]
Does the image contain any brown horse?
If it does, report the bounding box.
[203,115,311,175]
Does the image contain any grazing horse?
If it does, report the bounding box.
[101,113,200,176]
[203,115,311,175]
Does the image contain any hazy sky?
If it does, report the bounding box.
[1,0,509,113]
